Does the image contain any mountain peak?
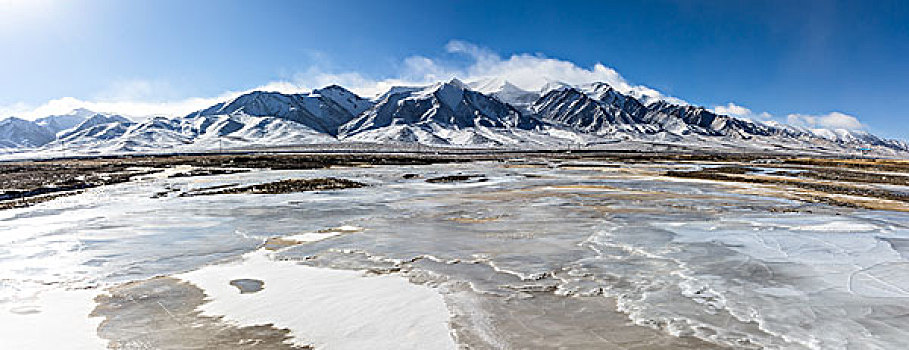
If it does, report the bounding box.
[541,81,572,94]
[582,82,614,93]
[312,84,356,97]
[238,90,287,100]
[429,80,467,109]
[0,116,29,124]
[499,81,524,92]
[375,86,424,101]
[313,84,358,97]
[311,85,372,116]
[469,77,525,94]
[341,77,540,141]
[189,88,373,136]
[319,84,346,91]
[71,108,97,115]
[446,78,467,89]
[410,80,472,109]
[84,113,130,123]
[0,116,56,148]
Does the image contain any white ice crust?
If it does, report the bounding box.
[177,250,457,350]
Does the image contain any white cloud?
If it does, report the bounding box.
[710,104,866,131]
[713,103,751,117]
[787,112,864,130]
[711,102,772,120]
[1,96,227,120]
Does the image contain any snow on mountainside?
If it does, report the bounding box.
[533,82,780,140]
[340,79,542,146]
[530,82,909,153]
[54,112,337,153]
[59,113,132,139]
[532,86,646,133]
[3,80,907,157]
[803,127,907,150]
[0,109,136,151]
[49,114,136,149]
[191,86,371,136]
[469,77,540,111]
[0,117,56,149]
[8,87,369,154]
[642,101,782,138]
[35,108,95,134]
[180,113,336,148]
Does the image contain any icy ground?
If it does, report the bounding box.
[2,161,909,349]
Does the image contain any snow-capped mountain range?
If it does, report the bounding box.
[2,79,907,157]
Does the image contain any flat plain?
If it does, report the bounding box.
[2,151,908,349]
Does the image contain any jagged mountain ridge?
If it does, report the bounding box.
[534,83,788,140]
[58,114,133,140]
[190,85,371,136]
[531,86,645,133]
[470,77,540,112]
[2,79,907,155]
[35,108,96,135]
[340,79,542,145]
[0,117,57,148]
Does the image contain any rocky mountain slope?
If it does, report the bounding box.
[340,79,542,145]
[0,117,57,148]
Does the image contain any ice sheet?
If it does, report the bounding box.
[3,161,909,349]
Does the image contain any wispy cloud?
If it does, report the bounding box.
[0,96,228,120]
[711,102,772,120]
[787,112,864,130]
[710,102,866,131]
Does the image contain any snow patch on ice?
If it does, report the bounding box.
[177,250,456,350]
[0,288,106,349]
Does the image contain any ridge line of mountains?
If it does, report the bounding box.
[2,78,906,156]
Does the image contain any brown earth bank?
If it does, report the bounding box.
[182,178,366,196]
[664,163,909,211]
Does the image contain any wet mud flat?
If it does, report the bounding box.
[91,277,310,350]
[665,158,909,211]
[446,292,722,349]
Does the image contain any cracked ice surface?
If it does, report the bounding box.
[2,161,909,349]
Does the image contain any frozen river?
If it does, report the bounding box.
[2,160,909,349]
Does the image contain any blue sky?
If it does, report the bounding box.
[1,0,907,139]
